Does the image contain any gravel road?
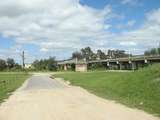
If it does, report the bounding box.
[0,73,159,120]
[23,75,66,90]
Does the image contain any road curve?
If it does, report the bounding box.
[0,74,159,120]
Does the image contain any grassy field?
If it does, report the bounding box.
[54,64,160,116]
[0,72,30,103]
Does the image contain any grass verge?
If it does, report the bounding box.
[0,72,30,103]
[54,64,160,116]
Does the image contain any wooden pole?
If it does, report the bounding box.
[21,51,25,70]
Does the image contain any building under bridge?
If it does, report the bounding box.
[57,55,160,72]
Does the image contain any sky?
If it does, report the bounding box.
[0,0,160,63]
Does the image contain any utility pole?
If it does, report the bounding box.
[21,51,25,70]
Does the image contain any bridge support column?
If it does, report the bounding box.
[131,62,137,70]
[75,63,87,72]
[119,63,123,70]
[116,61,122,70]
[107,62,111,70]
[64,64,67,71]
[144,59,150,67]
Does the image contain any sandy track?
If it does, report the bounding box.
[0,74,159,120]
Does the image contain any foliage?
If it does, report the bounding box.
[0,58,22,71]
[81,47,96,60]
[72,51,83,60]
[55,64,160,116]
[32,57,57,71]
[71,46,129,61]
[97,49,106,59]
[7,58,15,69]
[144,48,160,56]
[11,63,22,71]
[47,57,57,71]
[107,49,129,58]
[0,59,7,71]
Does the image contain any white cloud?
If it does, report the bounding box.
[120,41,137,46]
[0,0,160,61]
[114,8,160,53]
[127,20,136,27]
[117,20,136,29]
[0,0,113,55]
[40,48,49,52]
[121,0,132,4]
[121,0,140,6]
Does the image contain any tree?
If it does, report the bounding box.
[7,58,15,69]
[71,47,129,62]
[0,59,7,71]
[144,48,160,56]
[47,57,57,71]
[32,60,40,70]
[97,50,106,60]
[81,47,95,60]
[72,51,83,60]
[32,57,57,71]
[107,50,129,58]
[14,63,22,70]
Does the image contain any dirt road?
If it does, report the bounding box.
[0,74,159,120]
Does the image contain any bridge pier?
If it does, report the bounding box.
[106,62,110,70]
[75,63,87,72]
[119,63,123,70]
[131,62,137,70]
[64,64,68,71]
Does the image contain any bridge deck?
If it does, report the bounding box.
[58,55,160,65]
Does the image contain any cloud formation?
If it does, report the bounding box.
[0,0,160,61]
[121,0,140,5]
[0,0,113,53]
[116,8,160,52]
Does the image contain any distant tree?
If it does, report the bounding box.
[7,58,15,69]
[47,57,57,71]
[150,49,157,55]
[32,57,57,71]
[81,47,95,60]
[0,59,7,71]
[71,47,129,62]
[14,63,22,70]
[32,60,40,70]
[144,48,160,56]
[40,59,48,70]
[108,50,129,58]
[96,50,106,60]
[72,51,83,60]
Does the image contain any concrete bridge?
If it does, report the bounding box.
[58,55,160,72]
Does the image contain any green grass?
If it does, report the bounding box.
[54,64,160,116]
[0,72,30,103]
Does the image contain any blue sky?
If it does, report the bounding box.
[80,0,160,31]
[0,0,160,63]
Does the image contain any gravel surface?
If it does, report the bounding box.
[23,75,66,90]
[0,74,159,120]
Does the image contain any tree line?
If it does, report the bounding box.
[72,46,160,61]
[0,57,58,72]
[0,58,21,71]
[144,47,160,56]
[32,57,57,71]
[1,46,159,72]
[72,47,130,60]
